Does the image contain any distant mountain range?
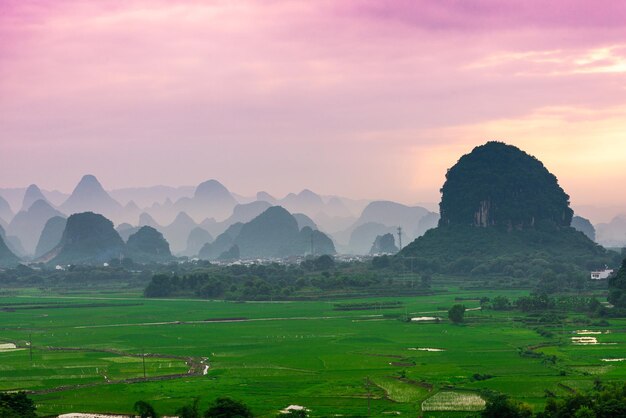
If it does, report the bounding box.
[199,206,335,260]
[6,169,625,262]
[7,200,65,255]
[595,215,626,248]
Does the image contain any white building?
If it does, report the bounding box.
[590,268,613,280]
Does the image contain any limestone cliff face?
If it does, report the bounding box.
[439,141,573,229]
[474,200,492,228]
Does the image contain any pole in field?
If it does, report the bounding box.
[142,348,146,379]
[366,376,371,416]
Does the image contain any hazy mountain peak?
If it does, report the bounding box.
[261,205,294,219]
[8,199,65,255]
[28,199,57,213]
[125,200,140,211]
[61,174,122,217]
[76,174,102,191]
[298,189,319,198]
[256,191,276,203]
[227,201,272,225]
[21,184,47,211]
[139,212,159,228]
[194,179,231,200]
[171,211,195,225]
[0,195,13,223]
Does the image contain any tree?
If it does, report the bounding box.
[177,398,201,418]
[482,393,532,418]
[134,400,158,418]
[573,406,596,418]
[204,397,253,418]
[313,254,335,271]
[0,392,37,418]
[492,296,510,310]
[608,259,626,308]
[448,304,466,324]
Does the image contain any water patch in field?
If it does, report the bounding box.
[58,414,130,418]
[575,330,607,335]
[411,317,440,322]
[0,343,22,352]
[409,347,445,352]
[571,336,617,345]
[601,358,625,362]
[572,337,598,344]
[279,405,308,414]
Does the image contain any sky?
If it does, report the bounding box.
[2,0,626,208]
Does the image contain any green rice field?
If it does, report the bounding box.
[0,288,624,417]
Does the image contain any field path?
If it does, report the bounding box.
[73,314,385,329]
[24,346,209,395]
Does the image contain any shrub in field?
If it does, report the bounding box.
[481,393,532,418]
[177,398,201,418]
[448,304,466,323]
[0,392,37,418]
[205,397,253,418]
[134,400,158,418]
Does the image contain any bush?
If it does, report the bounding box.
[204,397,252,418]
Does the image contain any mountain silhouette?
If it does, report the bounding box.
[0,226,20,267]
[126,226,173,262]
[45,212,125,265]
[21,184,49,211]
[7,199,65,255]
[60,175,123,219]
[35,216,67,258]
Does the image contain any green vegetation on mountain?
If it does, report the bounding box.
[571,215,596,241]
[48,212,125,265]
[234,206,301,258]
[369,233,398,254]
[298,226,336,256]
[126,226,173,263]
[401,142,617,279]
[401,224,617,279]
[35,216,66,258]
[0,227,20,267]
[439,142,573,228]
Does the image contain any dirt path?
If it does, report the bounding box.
[25,346,209,395]
[73,314,384,329]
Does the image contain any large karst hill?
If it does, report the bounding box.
[400,141,618,278]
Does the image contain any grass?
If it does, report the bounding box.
[0,286,624,417]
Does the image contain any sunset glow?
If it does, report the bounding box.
[2,0,626,208]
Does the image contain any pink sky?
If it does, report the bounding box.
[2,0,626,206]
